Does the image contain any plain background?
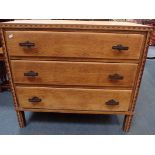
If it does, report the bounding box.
[0,0,155,155]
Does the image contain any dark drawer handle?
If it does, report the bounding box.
[19,41,35,48]
[112,44,129,51]
[109,73,124,80]
[28,96,42,103]
[24,71,38,77]
[105,99,119,105]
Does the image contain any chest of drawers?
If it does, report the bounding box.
[0,20,152,132]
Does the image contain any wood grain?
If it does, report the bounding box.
[16,86,132,111]
[11,60,138,87]
[5,31,144,60]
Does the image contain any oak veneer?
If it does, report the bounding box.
[16,86,132,111]
[5,31,144,60]
[11,60,137,87]
[0,20,152,132]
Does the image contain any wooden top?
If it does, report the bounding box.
[0,20,150,26]
[0,20,152,31]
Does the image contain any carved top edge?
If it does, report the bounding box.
[0,20,153,31]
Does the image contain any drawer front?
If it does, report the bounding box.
[6,31,144,60]
[11,60,137,87]
[16,86,132,111]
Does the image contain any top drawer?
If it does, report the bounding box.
[5,31,144,60]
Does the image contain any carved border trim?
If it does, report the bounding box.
[0,23,153,31]
[124,31,151,131]
[131,32,151,112]
[0,29,18,107]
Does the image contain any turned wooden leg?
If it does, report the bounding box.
[123,115,133,132]
[16,111,26,128]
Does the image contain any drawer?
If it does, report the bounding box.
[16,86,132,111]
[11,60,137,87]
[5,31,144,60]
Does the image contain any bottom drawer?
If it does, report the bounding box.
[16,86,132,111]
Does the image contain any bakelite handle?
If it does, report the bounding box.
[19,41,35,48]
[24,71,38,77]
[28,96,42,103]
[112,44,129,51]
[105,99,119,105]
[109,73,124,80]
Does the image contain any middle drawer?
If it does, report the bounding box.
[11,60,137,87]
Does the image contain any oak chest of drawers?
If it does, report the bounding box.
[0,20,152,132]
